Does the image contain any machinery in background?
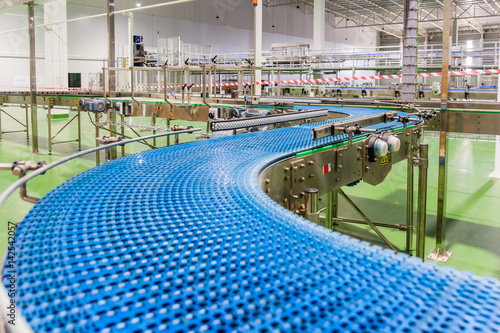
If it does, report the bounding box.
[431,82,441,96]
[209,106,272,120]
[266,82,498,100]
[133,35,145,67]
[209,108,330,138]
[79,98,107,112]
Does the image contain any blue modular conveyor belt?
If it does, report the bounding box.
[3,106,500,332]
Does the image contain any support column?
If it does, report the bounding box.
[44,0,68,89]
[429,0,453,262]
[108,0,116,95]
[325,190,338,229]
[406,146,414,254]
[28,2,38,154]
[423,35,428,82]
[313,0,325,52]
[238,70,243,97]
[416,144,429,260]
[108,0,117,159]
[401,0,418,100]
[253,0,262,96]
[452,19,458,45]
[478,35,484,86]
[305,188,319,224]
[127,13,134,70]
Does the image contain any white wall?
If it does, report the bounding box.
[0,2,378,89]
[0,8,46,89]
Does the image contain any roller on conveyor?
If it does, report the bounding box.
[1,106,500,333]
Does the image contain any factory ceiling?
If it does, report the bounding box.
[66,0,500,39]
[267,0,500,38]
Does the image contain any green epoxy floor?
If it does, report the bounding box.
[0,106,499,279]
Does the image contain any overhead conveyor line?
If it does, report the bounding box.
[1,106,500,332]
[210,108,328,132]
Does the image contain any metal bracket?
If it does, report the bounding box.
[96,136,126,162]
[428,248,453,263]
[7,160,47,203]
[312,111,398,141]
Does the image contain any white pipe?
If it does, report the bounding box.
[0,0,195,35]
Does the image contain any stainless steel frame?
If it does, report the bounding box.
[46,99,82,155]
[259,114,427,254]
[0,104,29,142]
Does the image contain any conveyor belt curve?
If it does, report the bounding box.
[3,106,500,333]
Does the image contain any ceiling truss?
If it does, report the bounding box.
[265,0,500,38]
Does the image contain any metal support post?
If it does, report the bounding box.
[24,104,29,141]
[95,113,100,166]
[187,70,191,105]
[151,112,157,148]
[325,190,338,229]
[167,118,171,146]
[181,72,185,105]
[103,67,107,98]
[406,131,415,253]
[416,144,429,260]
[0,104,2,142]
[130,66,135,100]
[429,0,453,263]
[277,69,281,97]
[127,12,133,70]
[238,70,243,97]
[202,65,207,105]
[120,114,125,156]
[352,50,356,87]
[251,69,255,98]
[147,71,150,96]
[77,108,82,151]
[28,2,39,154]
[164,66,168,102]
[338,188,399,253]
[47,100,53,155]
[207,68,211,96]
[305,188,320,224]
[254,0,262,96]
[213,68,217,98]
[107,0,117,160]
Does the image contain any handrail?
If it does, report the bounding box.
[0,127,200,333]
